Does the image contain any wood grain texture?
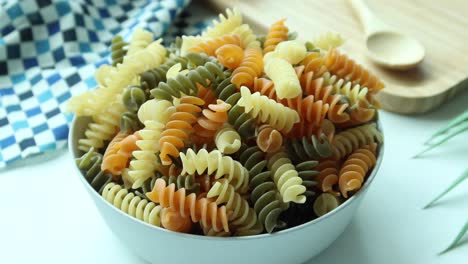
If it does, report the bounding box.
[204,0,468,114]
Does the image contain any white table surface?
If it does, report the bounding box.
[1,90,467,264]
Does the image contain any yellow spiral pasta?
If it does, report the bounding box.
[67,86,117,117]
[338,144,377,198]
[267,152,306,204]
[146,179,230,232]
[264,40,307,65]
[263,19,289,54]
[208,179,263,235]
[202,8,243,38]
[78,98,125,152]
[127,28,154,56]
[214,126,241,154]
[313,32,345,51]
[237,86,300,133]
[232,23,261,48]
[102,182,162,226]
[264,57,301,99]
[181,35,207,56]
[179,148,249,193]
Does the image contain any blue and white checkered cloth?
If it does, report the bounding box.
[0,0,213,167]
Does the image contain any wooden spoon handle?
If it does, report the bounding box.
[348,0,388,35]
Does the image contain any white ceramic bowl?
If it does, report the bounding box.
[69,116,384,264]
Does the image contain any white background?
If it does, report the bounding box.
[1,90,467,263]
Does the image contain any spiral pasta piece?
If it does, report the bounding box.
[287,133,332,163]
[180,148,249,193]
[196,83,217,108]
[332,123,383,160]
[231,47,264,89]
[159,96,205,166]
[264,57,301,99]
[140,56,188,92]
[208,179,263,235]
[313,193,340,217]
[161,207,193,233]
[295,160,319,197]
[189,34,242,56]
[256,124,283,153]
[75,148,113,193]
[102,183,162,226]
[300,51,328,77]
[264,40,307,65]
[237,86,300,133]
[102,132,140,177]
[215,44,244,69]
[181,36,207,56]
[78,99,125,152]
[339,144,377,198]
[146,179,229,232]
[313,32,345,51]
[210,78,257,137]
[263,19,289,54]
[324,48,384,94]
[215,126,241,154]
[158,174,200,194]
[300,71,350,123]
[315,159,340,194]
[232,23,261,48]
[151,61,227,101]
[127,28,153,56]
[267,151,306,203]
[122,85,147,113]
[67,86,117,117]
[202,8,243,38]
[193,100,231,146]
[111,36,127,66]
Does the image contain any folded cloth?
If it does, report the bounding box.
[0,0,213,167]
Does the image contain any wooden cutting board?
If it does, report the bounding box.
[204,0,468,114]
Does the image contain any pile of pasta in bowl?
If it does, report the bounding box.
[69,8,384,237]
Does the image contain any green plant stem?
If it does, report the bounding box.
[439,220,468,255]
[424,169,468,209]
[413,122,468,158]
[424,110,468,145]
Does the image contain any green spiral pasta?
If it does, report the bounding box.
[140,55,188,92]
[159,175,200,194]
[295,160,319,197]
[210,78,256,138]
[184,52,219,68]
[120,112,141,134]
[150,61,227,101]
[122,85,147,112]
[102,182,163,226]
[111,35,128,66]
[75,148,113,193]
[208,179,263,236]
[287,133,332,163]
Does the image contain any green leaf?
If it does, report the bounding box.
[439,220,468,255]
[424,110,468,145]
[413,122,468,158]
[424,169,468,209]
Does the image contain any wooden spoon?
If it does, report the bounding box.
[349,0,425,70]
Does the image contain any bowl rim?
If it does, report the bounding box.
[69,116,384,241]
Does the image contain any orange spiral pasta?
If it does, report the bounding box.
[188,34,242,56]
[231,47,264,89]
[215,44,244,69]
[315,160,340,195]
[263,19,288,54]
[256,124,283,153]
[159,96,205,166]
[146,179,230,232]
[300,71,350,123]
[193,100,231,145]
[102,132,141,178]
[338,143,377,198]
[196,83,217,108]
[286,95,329,128]
[301,51,327,77]
[324,48,384,94]
[161,207,193,233]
